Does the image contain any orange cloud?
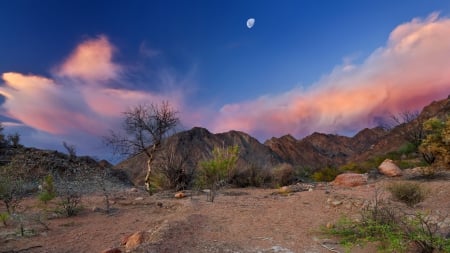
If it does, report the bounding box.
[212,13,450,139]
[57,35,121,82]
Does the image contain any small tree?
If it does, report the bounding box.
[6,133,20,148]
[196,145,239,202]
[419,117,450,170]
[105,101,179,194]
[383,110,425,148]
[38,174,56,204]
[62,141,77,160]
[0,166,24,214]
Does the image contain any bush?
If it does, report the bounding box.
[229,165,271,188]
[0,212,9,226]
[312,167,340,182]
[271,163,295,187]
[196,145,239,202]
[38,174,56,204]
[58,193,81,217]
[387,181,427,207]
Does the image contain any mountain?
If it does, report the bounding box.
[115,95,450,186]
[115,127,282,186]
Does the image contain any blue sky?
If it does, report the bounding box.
[1,0,450,160]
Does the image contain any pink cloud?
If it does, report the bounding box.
[56,35,122,82]
[211,13,450,139]
[0,36,185,140]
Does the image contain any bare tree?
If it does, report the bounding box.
[105,101,179,194]
[383,110,425,148]
[62,141,77,160]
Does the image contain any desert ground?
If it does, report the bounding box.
[1,172,449,253]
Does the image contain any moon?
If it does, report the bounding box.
[246,18,255,29]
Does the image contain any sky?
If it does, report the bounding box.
[1,0,450,161]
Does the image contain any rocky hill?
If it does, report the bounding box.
[0,146,131,193]
[116,95,450,186]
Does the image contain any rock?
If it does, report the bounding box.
[128,187,139,193]
[174,192,186,199]
[134,197,144,201]
[331,200,343,206]
[91,206,102,212]
[332,173,367,187]
[100,248,122,253]
[378,159,402,177]
[278,186,292,194]
[121,231,146,251]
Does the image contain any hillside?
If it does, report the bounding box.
[115,95,450,186]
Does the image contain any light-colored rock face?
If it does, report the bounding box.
[378,159,402,177]
[332,173,367,187]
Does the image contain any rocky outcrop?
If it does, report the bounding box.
[378,159,402,177]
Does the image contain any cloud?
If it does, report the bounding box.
[211,13,450,139]
[0,36,185,156]
[56,35,122,82]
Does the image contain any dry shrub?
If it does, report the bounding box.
[387,181,427,207]
[229,165,272,187]
[271,163,295,187]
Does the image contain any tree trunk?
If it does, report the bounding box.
[145,158,153,195]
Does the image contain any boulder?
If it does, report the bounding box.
[332,173,367,187]
[121,231,146,251]
[378,159,402,177]
[174,192,186,199]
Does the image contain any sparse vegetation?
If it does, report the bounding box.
[57,193,82,217]
[62,141,77,160]
[387,181,427,207]
[196,145,239,202]
[324,188,450,253]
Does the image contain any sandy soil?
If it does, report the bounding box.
[1,175,449,253]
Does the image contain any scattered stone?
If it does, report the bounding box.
[278,186,292,194]
[326,222,334,229]
[332,173,367,187]
[134,197,144,201]
[378,159,402,177]
[174,192,186,199]
[100,248,122,253]
[157,202,163,208]
[91,206,102,212]
[128,188,139,193]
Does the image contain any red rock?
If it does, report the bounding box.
[378,159,402,177]
[332,173,367,187]
[174,191,186,198]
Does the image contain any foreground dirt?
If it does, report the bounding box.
[1,175,449,253]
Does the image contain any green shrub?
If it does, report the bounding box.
[398,142,417,156]
[312,167,340,182]
[387,181,427,207]
[0,212,9,226]
[38,174,56,204]
[196,145,239,202]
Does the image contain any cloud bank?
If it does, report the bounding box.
[212,13,450,139]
